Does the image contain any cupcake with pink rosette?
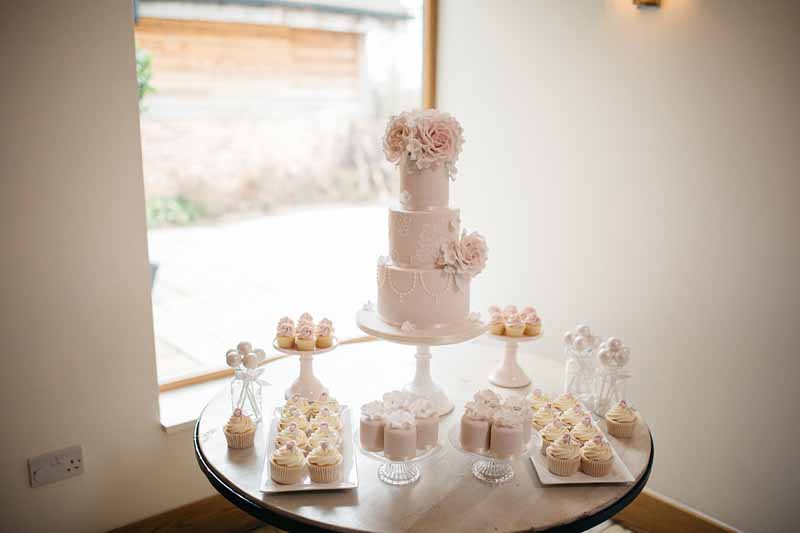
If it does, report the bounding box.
[295,321,316,351]
[488,310,505,335]
[604,400,638,438]
[224,408,256,449]
[580,435,614,477]
[276,317,295,349]
[307,441,343,483]
[315,318,334,349]
[521,307,542,337]
[546,433,581,476]
[504,312,525,337]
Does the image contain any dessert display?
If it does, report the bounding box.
[357,391,441,458]
[487,305,543,337]
[375,110,487,331]
[263,391,356,490]
[604,400,638,438]
[224,408,256,449]
[580,435,614,477]
[489,410,525,457]
[545,434,582,476]
[274,314,336,351]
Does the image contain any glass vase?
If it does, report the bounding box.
[230,368,263,422]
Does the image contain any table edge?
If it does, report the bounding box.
[194,418,654,533]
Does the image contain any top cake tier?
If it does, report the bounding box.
[383,109,463,210]
[398,153,449,210]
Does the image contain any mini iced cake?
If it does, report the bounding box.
[502,395,532,444]
[604,400,638,438]
[270,441,306,484]
[460,401,492,453]
[473,388,502,410]
[408,397,439,449]
[545,433,581,477]
[490,409,524,458]
[383,410,417,461]
[359,400,386,452]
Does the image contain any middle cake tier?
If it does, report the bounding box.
[377,261,471,329]
[388,206,461,268]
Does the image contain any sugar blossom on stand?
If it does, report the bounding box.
[436,229,488,290]
[383,109,465,179]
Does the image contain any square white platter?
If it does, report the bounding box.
[260,406,358,493]
[529,432,635,485]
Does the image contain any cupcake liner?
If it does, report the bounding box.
[307,461,342,483]
[276,335,294,349]
[225,429,255,449]
[270,461,305,485]
[540,438,552,456]
[546,454,581,476]
[295,338,316,351]
[316,336,333,348]
[580,456,613,477]
[605,418,636,438]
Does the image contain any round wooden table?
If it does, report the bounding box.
[195,339,653,533]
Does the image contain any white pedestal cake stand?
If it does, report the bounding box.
[486,333,543,389]
[356,308,487,416]
[272,338,338,401]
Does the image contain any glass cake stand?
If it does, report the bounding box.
[486,332,543,389]
[272,338,338,401]
[355,429,445,486]
[448,422,534,485]
[356,307,487,416]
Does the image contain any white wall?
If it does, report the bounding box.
[0,2,216,531]
[438,1,800,532]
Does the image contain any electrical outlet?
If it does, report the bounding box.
[28,445,83,488]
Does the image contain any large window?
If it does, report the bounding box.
[136,0,427,386]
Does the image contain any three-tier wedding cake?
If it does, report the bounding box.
[375,110,488,331]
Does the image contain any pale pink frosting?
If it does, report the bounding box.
[503,305,518,316]
[505,312,523,328]
[295,323,315,340]
[521,307,540,324]
[489,312,504,326]
[278,316,294,326]
[316,319,333,338]
[488,305,501,314]
[277,321,294,337]
[298,312,313,324]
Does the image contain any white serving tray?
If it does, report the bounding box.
[529,430,635,485]
[260,406,358,493]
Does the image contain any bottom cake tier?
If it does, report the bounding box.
[377,262,470,329]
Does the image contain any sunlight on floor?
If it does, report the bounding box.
[148,205,386,381]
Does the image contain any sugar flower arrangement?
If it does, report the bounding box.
[436,229,488,289]
[383,109,465,179]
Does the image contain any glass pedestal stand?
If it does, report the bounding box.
[273,338,338,401]
[356,430,445,486]
[486,333,543,389]
[356,308,487,417]
[448,423,533,485]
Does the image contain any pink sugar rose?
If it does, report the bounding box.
[383,112,413,163]
[437,229,488,287]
